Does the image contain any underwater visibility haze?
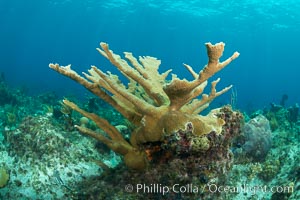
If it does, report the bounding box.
[0,0,299,199]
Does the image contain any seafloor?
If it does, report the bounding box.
[0,75,299,200]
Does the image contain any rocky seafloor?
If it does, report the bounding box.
[0,79,299,200]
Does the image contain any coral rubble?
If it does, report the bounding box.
[1,114,114,199]
[50,41,239,170]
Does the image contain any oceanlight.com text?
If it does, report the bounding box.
[124,183,293,196]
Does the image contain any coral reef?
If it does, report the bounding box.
[0,77,60,129]
[258,159,281,181]
[0,62,297,199]
[0,73,18,106]
[1,114,117,199]
[74,106,244,199]
[287,103,299,123]
[279,94,288,107]
[50,41,239,170]
[225,109,299,200]
[264,102,299,132]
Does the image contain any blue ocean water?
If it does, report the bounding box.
[0,0,299,110]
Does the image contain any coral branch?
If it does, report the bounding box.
[63,99,123,141]
[164,42,239,111]
[198,42,240,83]
[97,42,170,106]
[50,41,239,170]
[185,79,233,114]
[49,64,138,122]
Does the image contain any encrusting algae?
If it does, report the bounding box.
[50,41,240,170]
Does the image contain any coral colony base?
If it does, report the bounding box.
[49,41,240,171]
